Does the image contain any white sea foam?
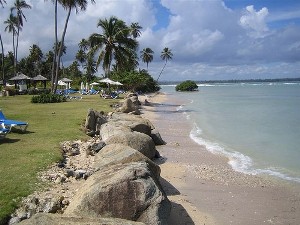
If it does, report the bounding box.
[189,123,300,183]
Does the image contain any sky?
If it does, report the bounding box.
[1,0,300,81]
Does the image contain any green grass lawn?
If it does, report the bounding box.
[0,94,119,224]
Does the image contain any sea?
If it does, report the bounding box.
[160,82,300,184]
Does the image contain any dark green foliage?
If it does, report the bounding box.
[28,88,51,95]
[175,80,198,92]
[111,70,160,93]
[31,93,66,103]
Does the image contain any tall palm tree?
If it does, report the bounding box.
[1,0,7,82]
[89,16,138,77]
[140,47,154,70]
[51,0,95,93]
[11,0,31,69]
[4,13,18,75]
[157,47,173,82]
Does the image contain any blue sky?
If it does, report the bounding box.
[1,0,300,81]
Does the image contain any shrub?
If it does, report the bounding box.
[175,80,198,92]
[31,93,67,103]
[3,86,17,96]
[28,88,51,95]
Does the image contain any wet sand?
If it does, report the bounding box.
[140,92,300,225]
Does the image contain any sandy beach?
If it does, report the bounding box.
[140,92,300,225]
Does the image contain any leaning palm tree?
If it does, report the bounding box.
[4,13,18,75]
[11,0,31,68]
[89,16,138,77]
[157,47,173,82]
[140,47,154,70]
[51,0,95,93]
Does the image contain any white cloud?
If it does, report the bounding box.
[240,5,270,38]
[0,0,299,81]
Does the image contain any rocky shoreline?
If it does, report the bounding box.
[10,94,170,225]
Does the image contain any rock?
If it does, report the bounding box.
[129,95,141,106]
[93,144,160,179]
[150,129,166,145]
[65,162,170,225]
[100,122,132,141]
[84,109,107,136]
[109,113,155,130]
[90,141,106,153]
[105,131,157,159]
[117,98,140,115]
[18,213,146,225]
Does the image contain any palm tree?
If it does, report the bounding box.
[29,44,43,74]
[130,22,142,39]
[51,0,95,93]
[89,16,138,77]
[78,38,89,51]
[11,0,31,69]
[140,47,154,70]
[157,47,173,82]
[1,0,7,82]
[4,13,18,75]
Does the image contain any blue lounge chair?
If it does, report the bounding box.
[0,109,28,132]
[0,123,10,139]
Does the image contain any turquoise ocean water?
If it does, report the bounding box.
[161,82,300,183]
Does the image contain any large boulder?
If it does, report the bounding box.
[84,109,107,136]
[65,162,171,225]
[109,113,155,130]
[116,98,140,115]
[105,131,156,159]
[18,213,145,225]
[93,144,160,178]
[150,129,166,145]
[100,122,132,141]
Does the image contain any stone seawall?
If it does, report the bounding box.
[11,95,171,225]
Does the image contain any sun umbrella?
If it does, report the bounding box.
[113,81,123,86]
[99,78,115,84]
[58,80,67,86]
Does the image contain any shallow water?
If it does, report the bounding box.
[161,82,300,183]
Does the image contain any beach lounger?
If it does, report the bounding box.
[0,123,10,139]
[0,109,28,132]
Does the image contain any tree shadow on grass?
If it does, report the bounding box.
[0,138,21,144]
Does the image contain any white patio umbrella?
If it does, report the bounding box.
[99,78,115,84]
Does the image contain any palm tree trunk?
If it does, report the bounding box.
[51,0,58,93]
[157,60,167,82]
[12,32,16,75]
[0,33,5,83]
[15,25,19,72]
[54,6,71,93]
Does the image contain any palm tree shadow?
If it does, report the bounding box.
[0,138,21,144]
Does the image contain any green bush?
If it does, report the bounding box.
[111,70,160,93]
[31,93,67,103]
[175,80,198,92]
[28,88,51,95]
